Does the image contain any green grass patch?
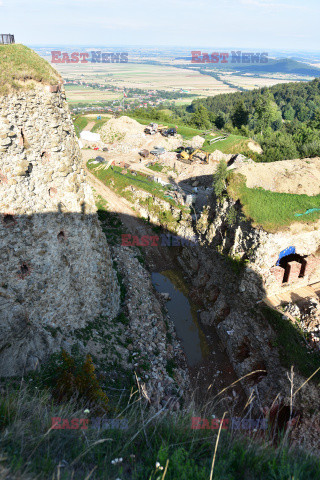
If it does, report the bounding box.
[147,162,164,172]
[128,115,209,140]
[72,115,111,137]
[261,306,320,384]
[202,134,249,154]
[228,173,320,232]
[226,255,248,276]
[87,162,183,210]
[91,116,111,133]
[1,383,320,479]
[95,194,125,245]
[72,115,89,136]
[0,44,60,95]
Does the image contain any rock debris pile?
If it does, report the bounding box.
[112,245,190,408]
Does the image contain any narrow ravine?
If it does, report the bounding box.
[87,171,245,409]
[152,271,209,367]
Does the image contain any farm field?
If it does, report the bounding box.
[64,84,120,103]
[45,54,318,107]
[218,73,312,90]
[48,59,236,96]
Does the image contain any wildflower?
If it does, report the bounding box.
[84,409,90,414]
[111,458,123,465]
[156,462,164,470]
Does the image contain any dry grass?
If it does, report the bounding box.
[1,370,320,480]
[0,44,61,95]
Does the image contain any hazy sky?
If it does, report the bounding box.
[1,0,319,50]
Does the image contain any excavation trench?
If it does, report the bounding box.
[87,170,244,407]
[151,267,244,407]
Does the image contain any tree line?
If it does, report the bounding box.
[127,78,320,162]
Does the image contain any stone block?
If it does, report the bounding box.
[305,255,320,277]
[286,261,302,283]
[270,266,285,286]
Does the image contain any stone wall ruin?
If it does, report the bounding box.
[0,85,120,376]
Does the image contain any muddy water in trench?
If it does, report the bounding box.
[152,268,245,410]
[152,271,208,367]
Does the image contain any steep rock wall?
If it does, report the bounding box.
[195,199,320,298]
[176,198,320,408]
[0,86,120,376]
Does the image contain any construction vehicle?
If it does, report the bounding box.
[176,147,209,164]
[144,123,158,135]
[161,127,177,137]
[157,124,168,133]
[144,123,169,135]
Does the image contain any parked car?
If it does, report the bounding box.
[139,149,149,158]
[150,146,165,156]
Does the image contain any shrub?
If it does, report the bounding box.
[38,350,109,413]
[213,160,228,199]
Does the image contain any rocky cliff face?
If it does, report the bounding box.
[122,186,320,408]
[176,197,320,408]
[192,198,320,299]
[0,85,120,376]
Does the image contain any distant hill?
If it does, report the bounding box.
[235,58,320,76]
[175,57,320,77]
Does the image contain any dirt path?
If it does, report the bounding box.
[83,121,95,132]
[86,169,176,271]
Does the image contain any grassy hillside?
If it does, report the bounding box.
[189,77,320,162]
[202,134,251,154]
[228,173,320,232]
[0,44,61,95]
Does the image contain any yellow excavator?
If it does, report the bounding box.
[177,147,209,164]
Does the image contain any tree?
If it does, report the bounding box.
[213,160,228,198]
[283,106,295,121]
[215,112,226,129]
[259,131,299,162]
[190,105,211,129]
[231,102,249,129]
[253,96,282,133]
[308,110,320,130]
